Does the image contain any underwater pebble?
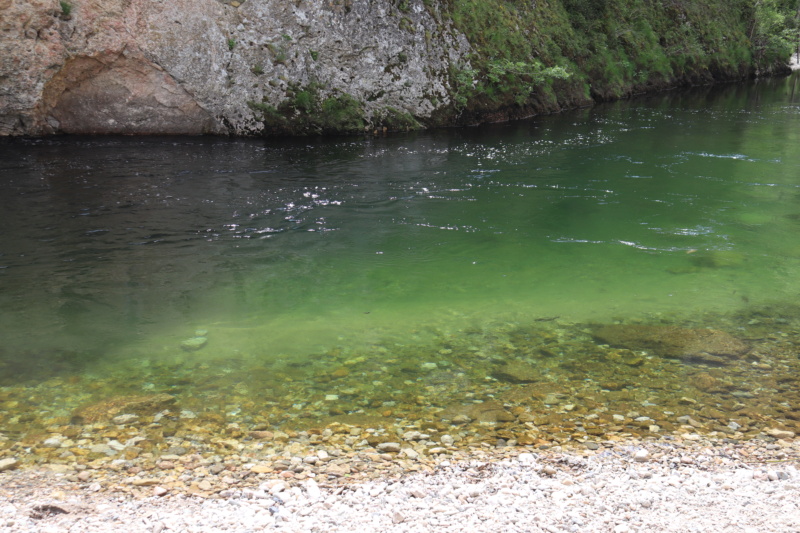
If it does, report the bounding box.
[402,430,423,441]
[42,437,64,448]
[89,444,116,455]
[0,458,18,472]
[402,448,420,459]
[766,428,795,439]
[112,414,139,425]
[180,336,208,351]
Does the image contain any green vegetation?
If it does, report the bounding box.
[227,38,236,51]
[250,85,423,136]
[374,107,423,131]
[450,63,479,113]
[249,83,366,135]
[749,0,800,66]
[247,101,285,130]
[319,94,364,133]
[441,0,800,122]
[268,43,289,64]
[59,0,72,16]
[251,64,264,76]
[249,0,800,135]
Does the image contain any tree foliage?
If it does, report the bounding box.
[444,0,800,119]
[750,0,800,64]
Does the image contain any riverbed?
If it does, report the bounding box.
[0,73,799,482]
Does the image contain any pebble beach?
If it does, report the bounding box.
[4,304,800,532]
[2,437,800,532]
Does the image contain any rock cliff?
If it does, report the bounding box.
[0,0,792,136]
[0,0,469,135]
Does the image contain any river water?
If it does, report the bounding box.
[1,74,800,449]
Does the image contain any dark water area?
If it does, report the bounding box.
[1,74,800,456]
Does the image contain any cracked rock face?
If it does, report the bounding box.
[0,0,469,136]
[40,52,216,134]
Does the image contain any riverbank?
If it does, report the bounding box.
[2,0,796,136]
[2,436,799,532]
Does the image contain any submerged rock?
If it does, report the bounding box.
[494,361,539,383]
[72,393,176,423]
[181,336,208,351]
[439,400,515,426]
[592,325,750,364]
[0,458,19,472]
[765,427,796,439]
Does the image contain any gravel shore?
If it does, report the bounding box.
[3,437,799,533]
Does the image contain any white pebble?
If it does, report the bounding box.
[633,449,650,462]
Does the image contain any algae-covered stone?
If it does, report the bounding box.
[593,324,749,364]
[72,393,176,423]
[605,349,645,367]
[440,400,515,426]
[494,360,539,383]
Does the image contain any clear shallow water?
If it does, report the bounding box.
[0,75,799,391]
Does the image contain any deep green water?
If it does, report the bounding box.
[1,74,799,383]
